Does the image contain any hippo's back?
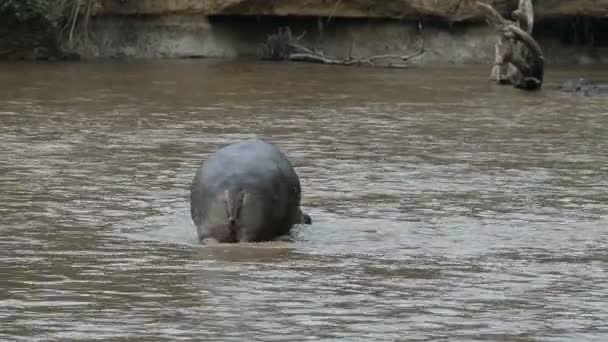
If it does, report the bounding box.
[191,139,302,219]
[190,138,308,242]
[196,139,300,190]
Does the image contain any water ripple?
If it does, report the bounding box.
[1,61,607,341]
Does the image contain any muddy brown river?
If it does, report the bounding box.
[1,60,607,341]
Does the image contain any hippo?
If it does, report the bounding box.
[190,138,312,244]
[560,78,608,97]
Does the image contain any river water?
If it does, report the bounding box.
[1,60,607,341]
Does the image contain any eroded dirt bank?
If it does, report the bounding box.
[67,14,608,65]
[2,0,608,64]
[96,0,608,20]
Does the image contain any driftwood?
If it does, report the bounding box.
[512,0,534,34]
[478,0,544,91]
[262,24,425,69]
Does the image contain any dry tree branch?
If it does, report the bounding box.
[476,1,544,90]
[68,0,82,45]
[262,21,426,69]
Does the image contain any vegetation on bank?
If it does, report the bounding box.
[1,0,96,47]
[1,0,57,22]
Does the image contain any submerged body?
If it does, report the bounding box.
[190,138,311,244]
[560,78,608,97]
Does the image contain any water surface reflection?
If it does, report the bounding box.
[1,60,607,341]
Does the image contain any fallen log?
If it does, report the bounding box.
[478,0,544,91]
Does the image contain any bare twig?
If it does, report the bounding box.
[288,42,316,55]
[326,0,343,26]
[477,1,511,28]
[289,53,346,65]
[367,50,425,63]
[512,0,534,34]
[81,0,94,43]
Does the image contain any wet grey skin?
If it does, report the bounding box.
[190,138,312,244]
[560,78,608,96]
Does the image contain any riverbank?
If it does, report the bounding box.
[1,0,608,64]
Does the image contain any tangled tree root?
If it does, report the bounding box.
[478,0,544,91]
